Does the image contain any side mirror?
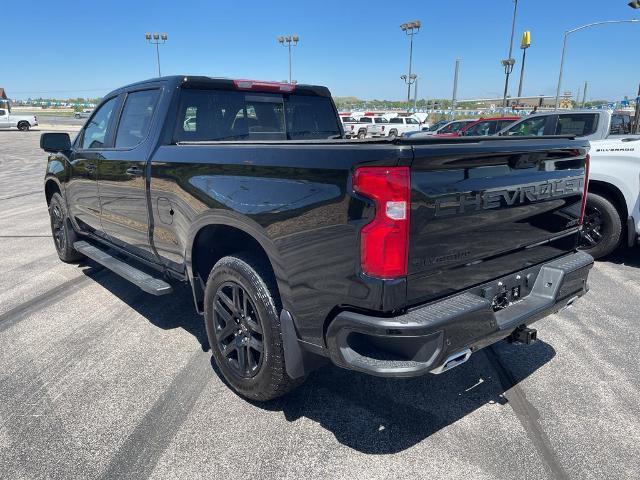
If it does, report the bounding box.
[40,132,71,152]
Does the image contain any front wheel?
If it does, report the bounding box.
[49,193,84,263]
[579,192,622,259]
[204,254,303,401]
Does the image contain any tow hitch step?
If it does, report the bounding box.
[508,325,537,345]
[74,241,172,296]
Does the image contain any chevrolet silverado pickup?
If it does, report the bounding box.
[41,76,593,401]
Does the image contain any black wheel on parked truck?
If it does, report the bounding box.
[388,129,398,139]
[17,121,30,131]
[204,254,303,401]
[579,192,622,259]
[49,192,84,263]
[357,130,366,139]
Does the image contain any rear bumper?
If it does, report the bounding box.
[325,251,593,377]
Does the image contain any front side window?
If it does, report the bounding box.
[406,117,419,124]
[555,114,597,136]
[373,117,388,123]
[174,89,340,142]
[81,96,118,149]
[505,117,547,136]
[115,89,160,148]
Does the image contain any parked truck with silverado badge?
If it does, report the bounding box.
[41,75,593,401]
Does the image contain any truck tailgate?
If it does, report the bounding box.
[407,138,588,305]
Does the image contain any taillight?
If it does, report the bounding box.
[353,166,410,279]
[350,125,354,131]
[381,125,385,132]
[578,154,590,226]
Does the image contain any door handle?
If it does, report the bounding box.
[125,166,144,176]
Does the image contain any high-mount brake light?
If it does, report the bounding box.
[353,166,410,279]
[578,154,590,226]
[232,79,295,92]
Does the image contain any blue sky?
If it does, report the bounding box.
[5,0,640,101]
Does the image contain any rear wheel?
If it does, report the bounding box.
[357,130,366,139]
[17,121,30,131]
[204,254,303,401]
[388,129,398,139]
[49,193,84,263]
[579,192,622,259]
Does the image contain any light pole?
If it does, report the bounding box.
[451,59,461,119]
[400,21,421,103]
[554,19,639,109]
[277,35,299,84]
[502,0,519,108]
[516,31,531,101]
[145,32,168,77]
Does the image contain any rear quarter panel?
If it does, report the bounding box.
[149,142,412,345]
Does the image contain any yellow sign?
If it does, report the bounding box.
[521,31,531,49]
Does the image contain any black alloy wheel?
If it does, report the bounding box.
[213,281,264,378]
[581,205,604,249]
[50,203,66,252]
[578,192,622,259]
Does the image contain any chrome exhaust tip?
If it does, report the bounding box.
[431,348,472,374]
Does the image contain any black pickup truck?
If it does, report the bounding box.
[41,76,593,400]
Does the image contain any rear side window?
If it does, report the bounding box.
[174,89,340,141]
[389,118,403,124]
[359,117,372,123]
[373,117,388,123]
[610,114,631,134]
[555,114,597,136]
[115,89,160,148]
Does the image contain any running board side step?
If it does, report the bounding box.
[74,241,173,296]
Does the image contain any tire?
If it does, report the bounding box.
[17,121,30,131]
[357,130,366,139]
[49,192,84,263]
[388,129,398,139]
[579,192,622,259]
[204,254,303,401]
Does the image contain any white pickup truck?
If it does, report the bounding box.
[498,110,636,141]
[580,137,640,258]
[385,115,421,138]
[341,115,387,139]
[0,108,38,131]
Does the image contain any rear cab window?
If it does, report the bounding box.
[174,89,341,141]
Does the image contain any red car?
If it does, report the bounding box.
[437,117,520,137]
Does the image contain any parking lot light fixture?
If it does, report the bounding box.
[146,32,168,77]
[502,0,520,108]
[278,35,299,84]
[400,20,421,104]
[554,19,639,110]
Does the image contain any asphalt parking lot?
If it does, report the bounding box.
[1,127,639,480]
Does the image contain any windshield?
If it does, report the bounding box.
[174,89,341,141]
